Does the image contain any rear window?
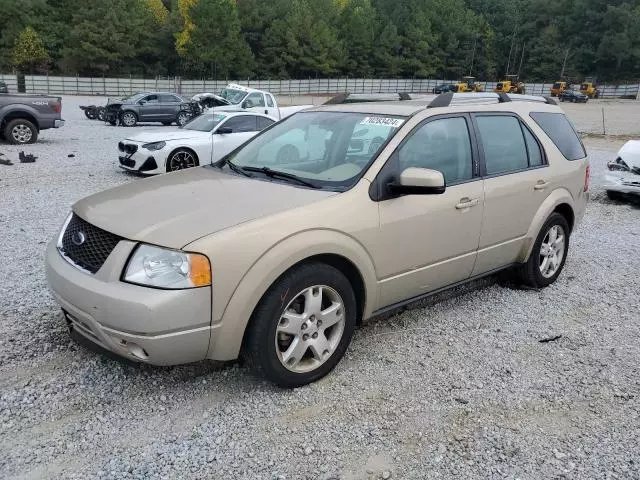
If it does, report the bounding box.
[529,112,586,160]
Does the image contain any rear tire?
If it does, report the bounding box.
[4,118,38,145]
[96,107,106,122]
[243,263,357,388]
[515,213,570,289]
[176,111,190,126]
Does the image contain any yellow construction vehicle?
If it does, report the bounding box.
[579,82,600,98]
[455,76,484,93]
[494,75,526,94]
[550,81,569,97]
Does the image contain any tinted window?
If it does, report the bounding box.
[143,94,159,103]
[398,117,473,185]
[530,112,586,160]
[523,126,543,167]
[224,115,257,133]
[257,116,275,130]
[245,92,265,108]
[266,94,275,108]
[159,94,180,103]
[476,116,528,175]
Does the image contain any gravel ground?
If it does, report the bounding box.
[1,96,639,480]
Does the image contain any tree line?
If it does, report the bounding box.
[1,0,639,82]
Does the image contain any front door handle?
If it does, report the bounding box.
[534,180,550,190]
[455,197,479,209]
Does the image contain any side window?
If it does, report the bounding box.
[523,126,543,167]
[224,115,258,133]
[144,94,159,103]
[245,92,265,108]
[159,94,180,103]
[266,94,275,108]
[397,117,473,185]
[475,116,528,175]
[257,116,275,130]
[529,112,586,160]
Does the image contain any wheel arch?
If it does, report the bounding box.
[518,188,576,262]
[206,229,377,361]
[0,109,40,130]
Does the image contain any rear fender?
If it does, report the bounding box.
[207,229,378,361]
[517,187,575,262]
[0,104,41,128]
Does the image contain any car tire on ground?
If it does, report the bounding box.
[176,111,190,126]
[243,262,357,388]
[166,148,198,172]
[4,118,38,145]
[96,107,106,122]
[515,212,570,289]
[120,111,137,127]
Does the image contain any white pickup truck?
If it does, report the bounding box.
[192,83,311,120]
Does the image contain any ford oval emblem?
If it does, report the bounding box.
[72,231,86,246]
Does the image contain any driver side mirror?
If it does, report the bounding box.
[388,168,446,195]
[138,99,146,105]
[216,126,233,134]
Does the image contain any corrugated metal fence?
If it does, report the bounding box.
[1,74,639,99]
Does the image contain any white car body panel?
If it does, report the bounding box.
[605,140,640,195]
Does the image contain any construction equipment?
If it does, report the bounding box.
[550,81,569,97]
[494,75,526,94]
[455,76,485,93]
[579,82,600,98]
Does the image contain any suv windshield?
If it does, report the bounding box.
[220,88,247,105]
[227,111,405,189]
[183,113,226,132]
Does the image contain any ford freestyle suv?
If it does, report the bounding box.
[46,92,589,387]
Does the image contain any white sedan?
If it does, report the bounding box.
[605,140,640,199]
[117,111,276,174]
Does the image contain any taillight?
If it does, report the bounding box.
[52,99,61,113]
[584,164,590,192]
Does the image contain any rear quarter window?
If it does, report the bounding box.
[529,112,586,161]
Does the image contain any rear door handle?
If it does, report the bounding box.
[455,198,479,209]
[534,180,550,190]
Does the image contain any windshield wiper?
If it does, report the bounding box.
[241,166,320,189]
[216,157,252,177]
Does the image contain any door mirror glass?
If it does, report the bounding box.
[216,126,233,134]
[389,167,446,195]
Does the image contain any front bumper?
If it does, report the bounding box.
[45,239,212,365]
[604,173,640,195]
[118,143,165,174]
[54,119,65,128]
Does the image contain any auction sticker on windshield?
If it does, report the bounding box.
[360,117,404,128]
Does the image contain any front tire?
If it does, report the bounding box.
[4,119,38,145]
[515,213,570,288]
[120,111,137,127]
[166,148,198,172]
[243,263,357,388]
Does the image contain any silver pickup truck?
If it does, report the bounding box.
[0,94,65,144]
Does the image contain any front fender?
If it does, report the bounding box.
[517,187,575,262]
[207,229,378,361]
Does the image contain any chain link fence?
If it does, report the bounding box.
[1,74,639,99]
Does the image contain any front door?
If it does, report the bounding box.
[137,94,160,121]
[374,115,484,308]
[243,92,269,116]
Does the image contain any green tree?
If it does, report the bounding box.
[339,0,377,76]
[11,26,50,73]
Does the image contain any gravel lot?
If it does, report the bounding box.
[1,96,639,480]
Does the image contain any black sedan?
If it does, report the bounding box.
[559,89,588,103]
[432,84,457,94]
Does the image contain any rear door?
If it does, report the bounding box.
[212,115,259,160]
[158,94,183,121]
[265,93,279,118]
[471,113,549,274]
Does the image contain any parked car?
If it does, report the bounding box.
[215,83,311,120]
[46,93,589,387]
[605,140,640,200]
[0,81,8,94]
[104,92,191,127]
[559,89,588,103]
[0,93,64,144]
[432,84,457,94]
[117,111,276,174]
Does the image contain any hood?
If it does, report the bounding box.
[618,140,640,169]
[126,129,208,143]
[73,167,336,249]
[192,93,230,105]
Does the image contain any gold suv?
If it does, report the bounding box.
[46,93,589,387]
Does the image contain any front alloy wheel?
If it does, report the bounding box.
[539,225,565,279]
[167,149,197,171]
[121,111,137,127]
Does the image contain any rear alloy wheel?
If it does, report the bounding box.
[244,263,357,387]
[4,119,38,145]
[176,111,190,126]
[120,111,137,127]
[515,213,570,288]
[167,148,198,172]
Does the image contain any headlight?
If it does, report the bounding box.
[142,141,166,151]
[123,244,211,289]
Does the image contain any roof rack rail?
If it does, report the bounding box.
[427,92,557,109]
[324,92,426,104]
